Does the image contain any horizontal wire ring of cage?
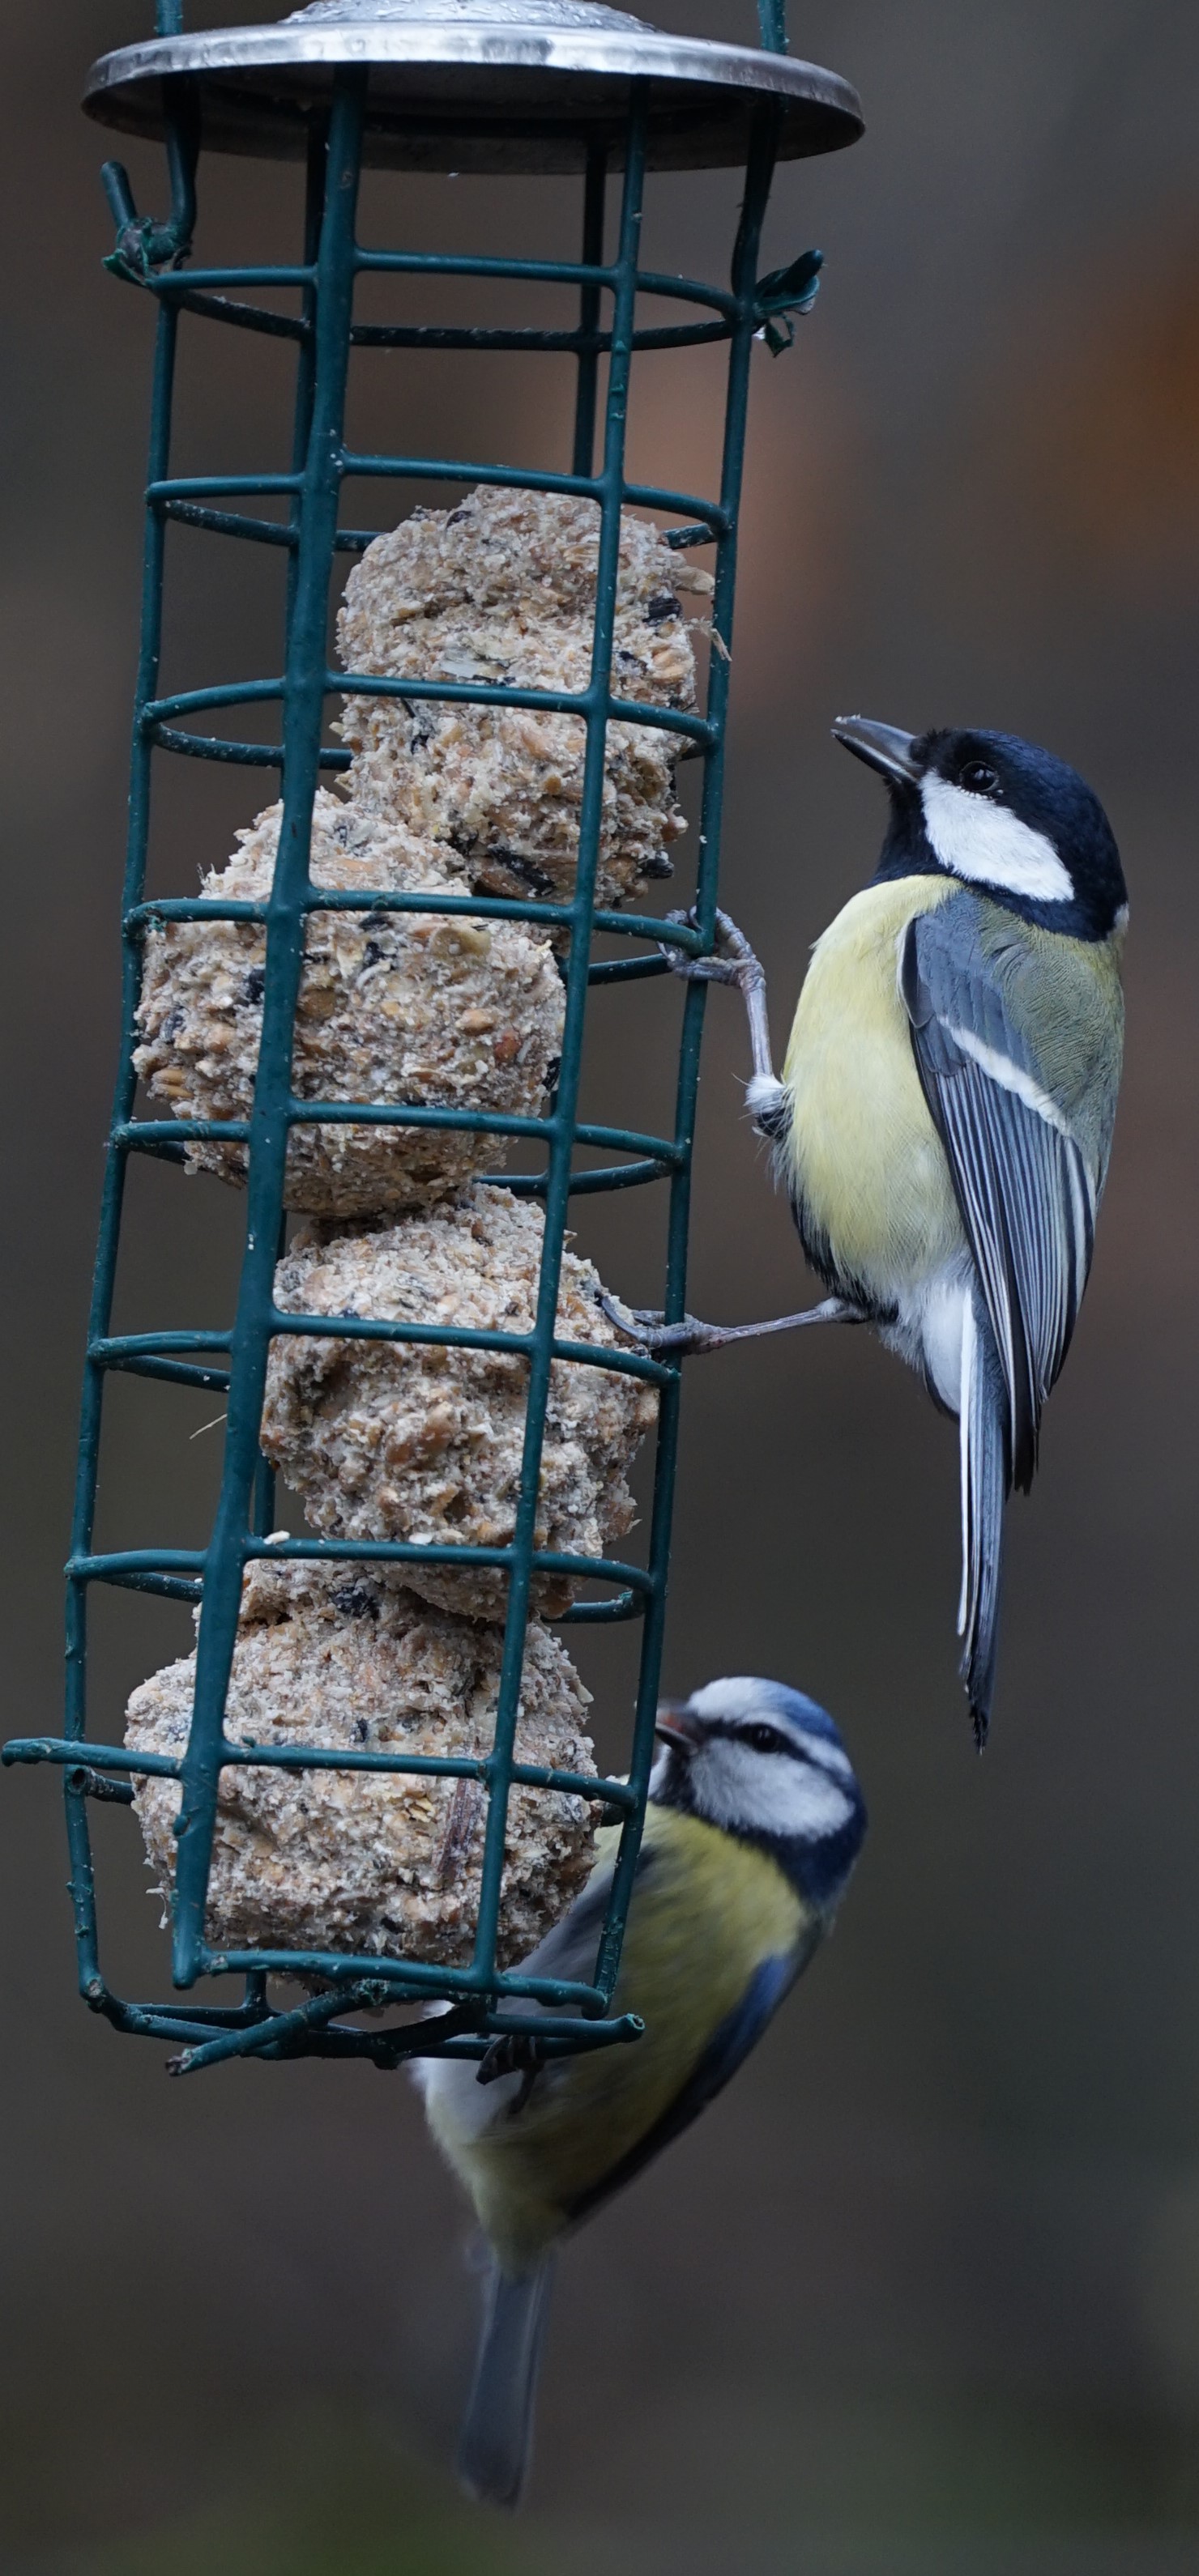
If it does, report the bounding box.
[123,248,745,363]
[3,63,794,2070]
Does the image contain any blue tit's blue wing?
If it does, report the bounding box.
[901,897,1099,1492]
[562,1937,812,2227]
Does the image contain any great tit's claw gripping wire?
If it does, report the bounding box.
[659,928,738,988]
[661,906,757,986]
[660,908,775,1088]
[600,1292,741,1355]
[601,1288,869,1358]
[476,2032,545,2114]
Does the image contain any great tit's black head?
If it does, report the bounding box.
[833,716,1128,942]
[651,1675,866,1910]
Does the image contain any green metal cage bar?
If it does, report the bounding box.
[2,9,836,2075]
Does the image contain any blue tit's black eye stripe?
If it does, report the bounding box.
[744,1722,796,1756]
[698,1717,803,1757]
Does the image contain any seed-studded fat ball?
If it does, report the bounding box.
[337,489,713,924]
[261,1189,658,1620]
[133,791,564,1217]
[125,1559,598,1968]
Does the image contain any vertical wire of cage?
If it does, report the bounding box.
[3,4,861,2074]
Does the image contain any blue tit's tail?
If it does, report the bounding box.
[958,1284,1009,1747]
[458,2250,556,2508]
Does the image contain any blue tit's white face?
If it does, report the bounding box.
[651,1676,866,1905]
[834,716,1127,943]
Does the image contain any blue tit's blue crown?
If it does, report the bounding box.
[867,725,1127,941]
[654,1675,866,1914]
[745,1678,847,1747]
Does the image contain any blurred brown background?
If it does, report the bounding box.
[2,2,1199,2569]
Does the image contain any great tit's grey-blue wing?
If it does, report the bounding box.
[900,896,1099,1492]
[562,1939,811,2228]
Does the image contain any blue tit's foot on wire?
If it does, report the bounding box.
[477,2032,545,2114]
[600,1289,869,1357]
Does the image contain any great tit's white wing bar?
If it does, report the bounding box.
[901,896,1096,1492]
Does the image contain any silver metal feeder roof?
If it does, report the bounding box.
[83,0,864,174]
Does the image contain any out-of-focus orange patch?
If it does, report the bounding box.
[623,340,858,709]
[988,235,1199,590]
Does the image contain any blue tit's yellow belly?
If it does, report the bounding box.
[427,1810,808,2274]
[781,875,964,1305]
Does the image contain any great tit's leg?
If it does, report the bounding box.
[600,1290,868,1356]
[661,907,776,1091]
[476,2031,544,2114]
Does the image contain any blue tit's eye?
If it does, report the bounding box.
[958,760,1000,795]
[744,1722,792,1756]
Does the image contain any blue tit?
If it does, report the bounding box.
[414,1675,865,2507]
[608,722,1127,1742]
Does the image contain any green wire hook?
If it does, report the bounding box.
[102,78,198,281]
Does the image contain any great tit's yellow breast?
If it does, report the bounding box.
[436,1810,809,2273]
[781,875,963,1298]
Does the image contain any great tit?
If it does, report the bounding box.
[415,1675,865,2506]
[608,723,1127,1741]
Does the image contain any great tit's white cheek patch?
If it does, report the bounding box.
[693,1742,855,1842]
[920,773,1074,905]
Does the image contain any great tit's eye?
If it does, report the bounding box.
[958,759,1000,795]
[744,1722,791,1756]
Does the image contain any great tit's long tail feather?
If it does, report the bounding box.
[958,1287,1009,1746]
[457,2252,555,2509]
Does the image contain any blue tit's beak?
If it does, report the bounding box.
[833,715,923,787]
[655,1701,701,1756]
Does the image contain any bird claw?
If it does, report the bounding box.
[476,2031,544,2114]
[600,1291,729,1356]
[603,1288,871,1357]
[659,906,762,993]
[603,1298,666,1327]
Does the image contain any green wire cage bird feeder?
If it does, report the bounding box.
[3,0,861,2076]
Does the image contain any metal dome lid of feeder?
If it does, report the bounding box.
[83,0,864,173]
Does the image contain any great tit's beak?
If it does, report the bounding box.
[655,1701,701,1757]
[833,715,923,787]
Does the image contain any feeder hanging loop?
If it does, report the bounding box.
[102,78,198,281]
[753,247,824,354]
